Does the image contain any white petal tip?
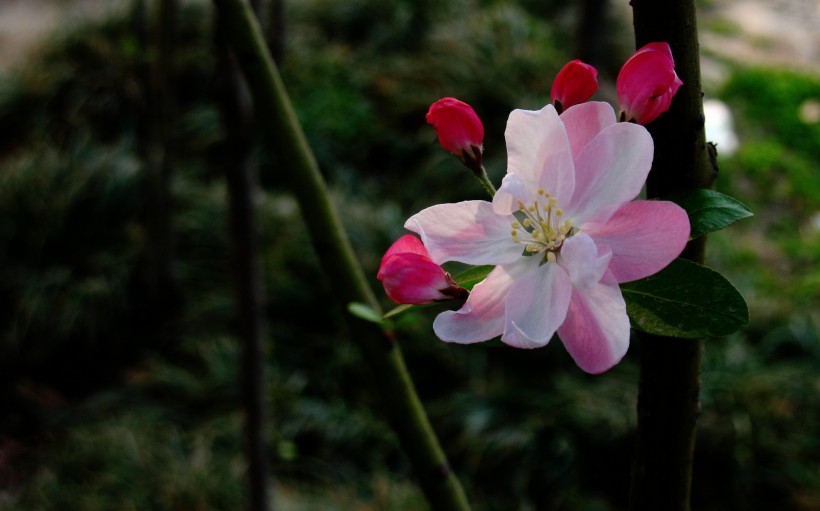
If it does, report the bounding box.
[501,324,552,349]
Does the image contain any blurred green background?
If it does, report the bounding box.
[0,0,818,509]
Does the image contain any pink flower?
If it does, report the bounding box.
[377,234,467,305]
[616,42,683,125]
[405,102,690,373]
[550,59,599,114]
[426,98,484,163]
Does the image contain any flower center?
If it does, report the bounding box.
[510,189,574,264]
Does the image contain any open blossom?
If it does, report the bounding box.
[405,102,690,373]
[550,59,599,114]
[378,234,467,305]
[616,42,683,125]
[426,98,484,164]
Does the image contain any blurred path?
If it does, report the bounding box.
[0,0,128,75]
[0,0,59,75]
[700,0,820,80]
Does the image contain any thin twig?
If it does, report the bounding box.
[209,1,472,509]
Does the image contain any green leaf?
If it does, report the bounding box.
[348,302,384,324]
[622,258,749,338]
[667,189,753,238]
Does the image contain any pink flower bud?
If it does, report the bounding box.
[425,98,484,163]
[550,59,599,114]
[377,234,467,305]
[616,42,683,125]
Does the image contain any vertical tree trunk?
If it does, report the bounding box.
[138,0,183,325]
[627,1,715,510]
[154,0,179,310]
[216,1,272,509]
[577,0,610,69]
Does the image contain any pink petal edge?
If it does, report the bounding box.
[583,200,690,283]
[557,271,629,374]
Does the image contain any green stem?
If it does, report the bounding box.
[462,149,496,198]
[209,1,472,509]
[475,165,497,197]
[628,1,714,510]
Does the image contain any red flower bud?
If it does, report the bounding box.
[377,235,467,305]
[616,42,683,125]
[426,98,484,163]
[550,59,599,114]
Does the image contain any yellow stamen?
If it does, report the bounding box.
[509,189,575,263]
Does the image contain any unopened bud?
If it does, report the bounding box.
[616,42,683,125]
[377,234,468,305]
[550,59,599,114]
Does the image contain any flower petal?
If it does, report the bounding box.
[583,200,690,283]
[501,258,572,349]
[505,105,575,202]
[559,101,617,159]
[492,173,532,215]
[433,264,522,343]
[405,200,520,266]
[557,271,629,374]
[565,121,653,225]
[558,232,612,291]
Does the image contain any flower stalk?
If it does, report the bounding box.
[628,1,716,510]
[472,163,497,197]
[209,0,471,509]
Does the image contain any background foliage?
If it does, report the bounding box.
[0,1,818,509]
